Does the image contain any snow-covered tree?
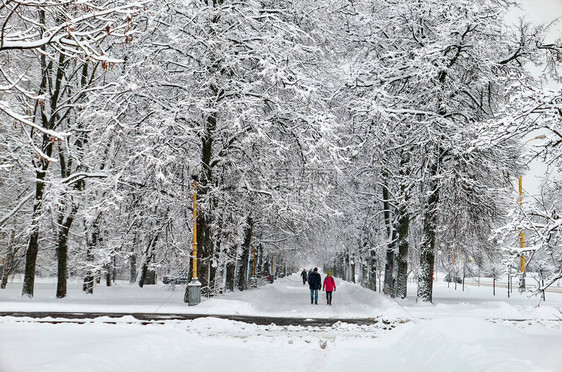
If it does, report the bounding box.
[0,0,145,297]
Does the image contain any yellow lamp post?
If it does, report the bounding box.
[186,165,201,305]
[191,177,198,280]
[518,134,546,292]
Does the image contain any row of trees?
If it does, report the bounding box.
[319,0,560,301]
[1,0,560,302]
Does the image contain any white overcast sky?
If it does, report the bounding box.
[518,0,562,25]
[506,1,561,196]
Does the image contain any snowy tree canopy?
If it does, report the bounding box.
[0,0,560,302]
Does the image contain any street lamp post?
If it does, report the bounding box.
[518,134,546,292]
[186,165,201,306]
[518,174,526,292]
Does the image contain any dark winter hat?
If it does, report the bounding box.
[314,267,318,271]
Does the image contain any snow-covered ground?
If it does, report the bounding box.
[1,273,561,372]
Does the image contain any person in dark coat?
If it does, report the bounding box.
[301,269,308,285]
[308,268,322,304]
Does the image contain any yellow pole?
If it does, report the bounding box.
[192,179,198,280]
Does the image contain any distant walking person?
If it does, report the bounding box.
[301,269,308,285]
[308,268,322,305]
[323,270,336,305]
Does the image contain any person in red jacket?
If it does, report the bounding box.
[322,270,336,305]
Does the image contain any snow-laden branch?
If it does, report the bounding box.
[243,179,273,197]
[535,271,562,294]
[19,121,59,163]
[0,101,70,140]
[0,2,149,54]
[0,191,34,227]
[384,108,440,117]
[62,172,109,185]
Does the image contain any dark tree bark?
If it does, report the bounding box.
[196,110,217,295]
[369,249,377,291]
[22,130,53,297]
[257,243,263,272]
[55,150,84,298]
[22,21,79,297]
[263,257,270,274]
[144,269,156,285]
[197,211,215,294]
[56,62,91,298]
[396,151,411,299]
[396,208,410,299]
[83,248,95,293]
[383,185,397,297]
[129,247,137,284]
[1,229,15,289]
[236,216,253,291]
[56,211,75,298]
[208,243,218,294]
[139,233,159,288]
[105,265,112,287]
[350,252,356,283]
[225,256,236,292]
[83,214,101,294]
[417,161,440,302]
[344,253,350,281]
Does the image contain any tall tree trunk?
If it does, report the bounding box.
[195,100,217,293]
[369,249,377,291]
[225,253,236,292]
[22,165,49,297]
[417,162,440,302]
[139,233,159,288]
[396,151,411,299]
[83,243,95,294]
[263,255,270,274]
[56,211,75,298]
[236,216,253,291]
[83,214,101,294]
[1,229,15,289]
[129,247,137,284]
[383,185,397,296]
[257,243,263,272]
[396,209,410,299]
[197,212,214,294]
[344,253,350,281]
[209,239,220,295]
[55,155,82,298]
[350,252,356,283]
[105,264,112,287]
[56,59,91,298]
[208,241,218,295]
[22,27,67,297]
